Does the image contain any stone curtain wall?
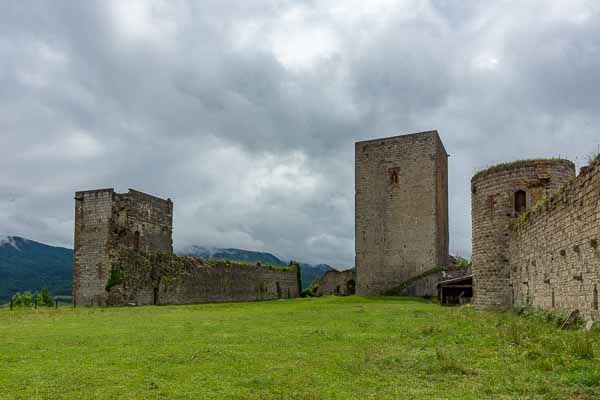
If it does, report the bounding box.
[73,188,174,306]
[355,131,448,296]
[315,270,355,296]
[471,160,574,309]
[73,189,115,306]
[106,251,300,306]
[511,158,600,320]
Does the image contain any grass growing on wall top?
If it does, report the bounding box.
[2,297,599,399]
[517,185,565,227]
[202,258,293,271]
[472,158,571,181]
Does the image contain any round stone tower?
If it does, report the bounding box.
[471,159,575,309]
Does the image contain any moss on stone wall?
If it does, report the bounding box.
[204,259,292,271]
[105,263,124,291]
[106,249,300,305]
[517,182,567,228]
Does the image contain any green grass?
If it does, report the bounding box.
[1,297,599,399]
[472,158,572,181]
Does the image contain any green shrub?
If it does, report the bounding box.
[512,306,567,328]
[11,292,23,306]
[454,256,470,269]
[10,289,55,308]
[36,288,54,307]
[21,291,33,307]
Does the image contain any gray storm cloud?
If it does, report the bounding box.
[1,0,600,267]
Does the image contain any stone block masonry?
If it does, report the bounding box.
[471,160,575,309]
[510,157,600,320]
[73,188,300,306]
[355,131,448,296]
[73,188,173,306]
[105,251,300,306]
[314,269,355,296]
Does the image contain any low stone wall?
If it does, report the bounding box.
[314,270,355,296]
[510,157,600,320]
[105,250,300,306]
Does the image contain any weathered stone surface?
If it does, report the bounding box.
[471,160,575,309]
[510,157,600,321]
[73,188,173,306]
[355,131,448,297]
[106,251,299,306]
[73,188,299,306]
[314,269,355,296]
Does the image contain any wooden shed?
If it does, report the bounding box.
[438,275,472,305]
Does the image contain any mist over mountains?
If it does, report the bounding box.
[0,237,340,303]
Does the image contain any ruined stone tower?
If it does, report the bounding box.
[355,131,449,296]
[73,189,173,306]
[471,160,575,309]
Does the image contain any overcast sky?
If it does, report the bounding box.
[2,1,600,267]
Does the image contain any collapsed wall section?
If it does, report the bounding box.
[73,188,173,306]
[113,189,173,254]
[314,269,355,296]
[510,157,600,320]
[105,251,300,305]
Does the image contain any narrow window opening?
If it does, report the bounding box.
[515,190,527,213]
[593,285,598,311]
[153,288,159,305]
[390,170,399,184]
[551,289,555,308]
[134,231,141,251]
[276,282,282,299]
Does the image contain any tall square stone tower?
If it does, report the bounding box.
[73,188,173,306]
[355,131,449,296]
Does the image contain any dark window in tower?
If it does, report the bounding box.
[515,190,527,213]
[390,170,399,184]
[134,231,141,251]
[594,285,598,311]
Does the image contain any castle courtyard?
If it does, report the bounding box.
[1,297,598,399]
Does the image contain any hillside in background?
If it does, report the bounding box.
[0,237,72,304]
[0,238,339,303]
[181,246,286,266]
[179,246,336,289]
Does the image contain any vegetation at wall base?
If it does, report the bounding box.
[1,297,599,399]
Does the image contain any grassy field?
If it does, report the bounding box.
[1,296,599,400]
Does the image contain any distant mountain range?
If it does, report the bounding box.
[0,237,338,303]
